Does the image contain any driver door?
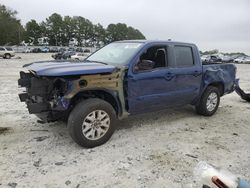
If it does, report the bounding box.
[127,45,175,113]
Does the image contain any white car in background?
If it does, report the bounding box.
[70,53,86,61]
[234,56,250,63]
[220,55,233,63]
[201,55,209,62]
[243,57,250,64]
[0,47,15,59]
[23,48,32,53]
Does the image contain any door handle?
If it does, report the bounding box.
[193,70,201,77]
[164,72,175,81]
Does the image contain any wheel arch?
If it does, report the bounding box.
[4,53,11,57]
[69,89,122,117]
[194,81,224,105]
[205,82,224,96]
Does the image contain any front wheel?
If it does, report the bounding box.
[67,98,117,148]
[196,86,220,116]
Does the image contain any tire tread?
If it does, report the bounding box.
[196,86,220,116]
[67,98,116,148]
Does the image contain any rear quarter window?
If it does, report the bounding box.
[174,46,194,67]
[0,47,5,51]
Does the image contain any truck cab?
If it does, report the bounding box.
[125,41,203,113]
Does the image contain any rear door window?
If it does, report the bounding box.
[174,46,194,67]
[6,48,13,51]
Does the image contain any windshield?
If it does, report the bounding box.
[86,42,143,65]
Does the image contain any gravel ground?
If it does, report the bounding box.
[0,54,249,188]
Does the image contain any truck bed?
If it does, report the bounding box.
[202,63,236,95]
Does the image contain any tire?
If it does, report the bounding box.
[67,98,117,148]
[4,53,11,59]
[196,86,220,116]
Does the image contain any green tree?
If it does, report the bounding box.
[127,26,145,40]
[63,16,77,45]
[0,4,146,46]
[25,19,42,45]
[106,23,126,42]
[39,21,48,38]
[45,13,65,46]
[106,23,145,43]
[73,16,94,46]
[203,49,219,55]
[0,4,24,45]
[224,52,247,56]
[92,23,106,47]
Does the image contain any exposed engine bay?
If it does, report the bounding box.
[18,71,70,121]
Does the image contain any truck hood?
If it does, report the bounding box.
[24,61,117,76]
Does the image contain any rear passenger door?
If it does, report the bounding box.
[166,45,202,106]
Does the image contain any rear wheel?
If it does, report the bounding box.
[4,53,11,59]
[196,86,220,116]
[67,98,117,148]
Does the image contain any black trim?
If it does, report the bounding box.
[18,93,28,102]
[27,102,50,114]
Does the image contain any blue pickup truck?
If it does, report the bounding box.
[18,40,236,148]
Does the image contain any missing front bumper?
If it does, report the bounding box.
[26,102,50,114]
[18,71,69,121]
[18,71,51,114]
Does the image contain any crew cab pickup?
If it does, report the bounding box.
[18,40,236,148]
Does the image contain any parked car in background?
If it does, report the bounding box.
[76,47,84,52]
[234,56,250,64]
[221,55,234,63]
[201,55,209,63]
[51,52,63,59]
[52,51,76,60]
[83,49,91,56]
[68,47,75,52]
[244,57,250,63]
[202,55,222,63]
[32,48,42,53]
[62,51,76,59]
[59,48,66,53]
[234,56,246,63]
[0,47,15,59]
[230,55,240,60]
[41,47,50,53]
[70,53,86,61]
[23,48,32,53]
[49,47,59,53]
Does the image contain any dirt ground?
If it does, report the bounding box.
[0,54,249,188]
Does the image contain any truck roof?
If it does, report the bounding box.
[116,40,196,47]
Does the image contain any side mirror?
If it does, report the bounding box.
[134,60,155,72]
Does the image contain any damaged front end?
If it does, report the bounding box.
[18,71,71,122]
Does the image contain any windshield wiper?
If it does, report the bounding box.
[84,59,108,65]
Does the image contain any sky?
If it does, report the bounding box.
[1,0,250,54]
